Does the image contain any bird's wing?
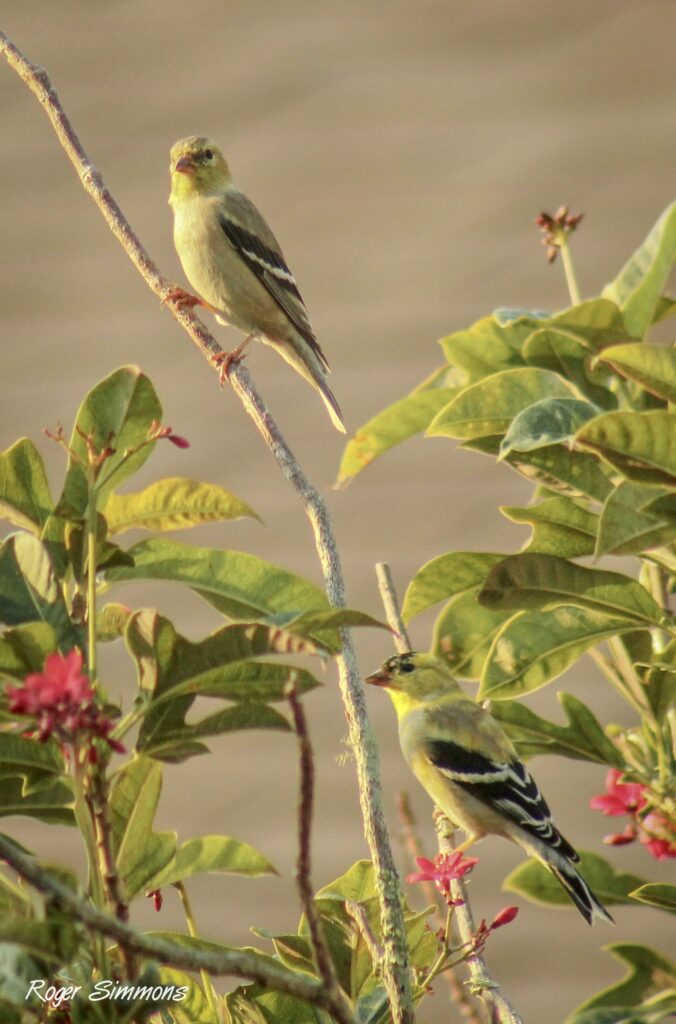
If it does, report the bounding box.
[426,736,578,861]
[218,191,329,370]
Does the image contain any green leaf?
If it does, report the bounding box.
[596,482,676,558]
[524,328,616,408]
[335,388,457,487]
[0,919,82,963]
[546,298,631,347]
[428,368,577,440]
[148,835,276,889]
[0,776,73,825]
[480,605,641,699]
[603,199,676,337]
[103,477,259,534]
[567,943,676,1023]
[0,622,57,680]
[104,538,330,625]
[0,439,53,533]
[479,553,665,628]
[439,314,529,381]
[504,851,646,908]
[598,344,676,404]
[499,398,600,459]
[490,692,624,766]
[629,884,676,914]
[109,756,176,900]
[576,411,676,484]
[96,602,132,642]
[0,735,65,779]
[402,551,505,623]
[432,590,515,679]
[494,442,613,502]
[501,496,597,558]
[0,535,80,650]
[316,860,377,903]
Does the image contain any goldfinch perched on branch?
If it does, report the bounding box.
[366,652,613,926]
[168,136,345,433]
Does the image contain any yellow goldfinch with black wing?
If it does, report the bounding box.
[366,652,613,925]
[168,136,345,433]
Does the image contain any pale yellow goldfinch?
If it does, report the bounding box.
[366,652,613,925]
[168,136,345,433]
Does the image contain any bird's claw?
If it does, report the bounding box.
[215,349,246,388]
[162,285,203,310]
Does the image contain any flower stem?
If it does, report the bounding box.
[86,470,98,687]
[72,746,109,975]
[175,882,220,1020]
[559,237,581,305]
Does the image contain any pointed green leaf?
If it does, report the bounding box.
[148,835,276,889]
[576,410,676,484]
[104,538,330,624]
[104,477,259,534]
[96,602,133,642]
[596,482,676,558]
[603,199,676,337]
[501,496,597,558]
[480,605,640,699]
[428,368,577,440]
[504,851,646,908]
[432,590,515,679]
[490,692,624,766]
[499,398,600,459]
[109,756,176,900]
[629,884,676,914]
[547,299,631,347]
[335,388,457,487]
[567,943,676,1023]
[0,535,81,650]
[598,344,676,404]
[479,553,665,628]
[402,551,505,623]
[316,860,377,903]
[0,735,65,779]
[0,439,53,533]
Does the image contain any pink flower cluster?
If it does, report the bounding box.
[407,851,478,898]
[590,769,676,861]
[6,650,124,756]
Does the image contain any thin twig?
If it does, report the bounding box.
[0,33,413,1024]
[375,563,523,1024]
[346,899,385,965]
[0,832,342,1014]
[286,677,356,1024]
[397,793,482,1023]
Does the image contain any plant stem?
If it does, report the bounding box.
[86,470,98,687]
[72,745,109,976]
[559,237,581,305]
[0,33,414,1023]
[175,882,220,1020]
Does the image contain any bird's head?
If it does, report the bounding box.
[169,137,232,202]
[365,652,457,702]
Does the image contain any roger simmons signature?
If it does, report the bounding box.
[26,979,190,1007]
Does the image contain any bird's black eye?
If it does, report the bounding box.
[203,149,214,162]
[399,660,415,674]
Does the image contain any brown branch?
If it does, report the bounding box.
[0,832,343,1014]
[286,678,356,1024]
[375,562,523,1024]
[1,33,413,1024]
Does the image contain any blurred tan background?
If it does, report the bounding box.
[1,1,674,1020]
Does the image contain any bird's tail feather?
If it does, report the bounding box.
[549,861,614,926]
[318,380,346,433]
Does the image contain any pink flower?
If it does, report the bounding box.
[590,769,647,817]
[407,851,479,896]
[639,813,676,861]
[147,889,163,912]
[6,650,124,754]
[603,824,638,847]
[472,905,520,952]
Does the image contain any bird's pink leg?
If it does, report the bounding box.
[162,285,220,316]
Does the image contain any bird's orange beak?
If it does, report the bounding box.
[174,156,195,175]
[365,668,391,687]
